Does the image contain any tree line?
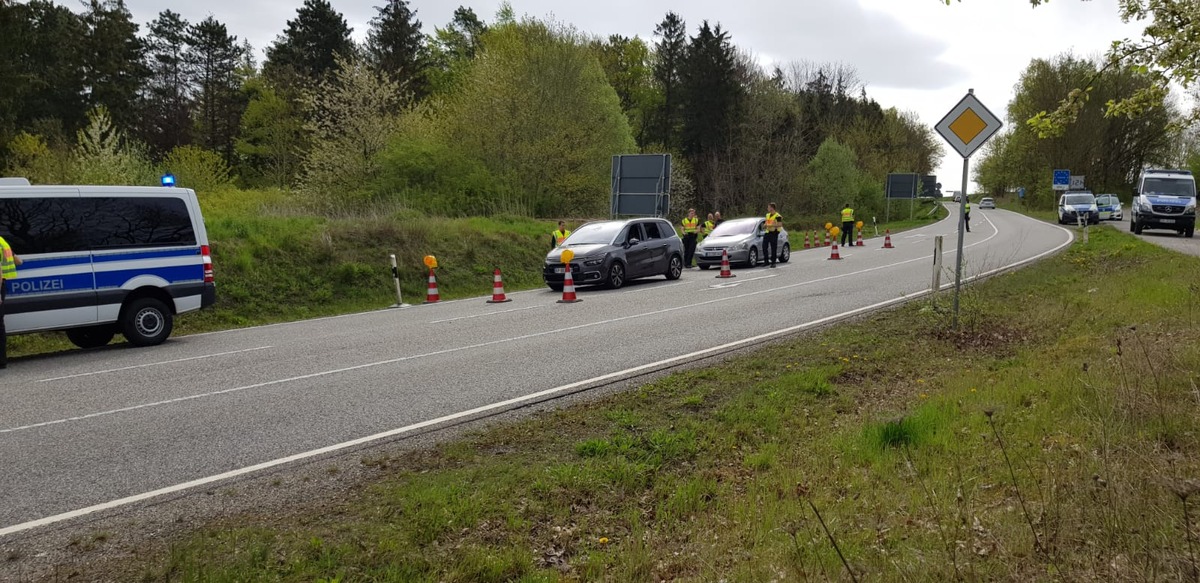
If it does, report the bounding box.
[0,0,942,220]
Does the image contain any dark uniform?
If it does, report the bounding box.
[764,209,782,267]
[681,215,700,267]
[964,202,971,232]
[840,206,855,247]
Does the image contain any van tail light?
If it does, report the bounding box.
[201,245,214,283]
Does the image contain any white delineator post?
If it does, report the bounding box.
[932,235,944,292]
[389,254,408,308]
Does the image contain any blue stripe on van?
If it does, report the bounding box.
[91,247,201,263]
[5,272,95,296]
[94,264,203,289]
[18,255,93,269]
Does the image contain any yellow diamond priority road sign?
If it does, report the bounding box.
[935,91,1002,159]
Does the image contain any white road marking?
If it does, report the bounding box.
[1,214,1008,437]
[620,280,690,295]
[0,214,1072,539]
[707,273,778,289]
[36,346,275,383]
[428,305,543,324]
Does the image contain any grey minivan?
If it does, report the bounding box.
[543,218,684,291]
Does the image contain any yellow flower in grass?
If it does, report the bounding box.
[598,537,610,544]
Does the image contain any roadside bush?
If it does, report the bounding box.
[162,145,233,193]
[375,134,522,216]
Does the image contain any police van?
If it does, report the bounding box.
[1131,168,1197,238]
[0,178,215,348]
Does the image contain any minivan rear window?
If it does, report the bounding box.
[0,196,196,254]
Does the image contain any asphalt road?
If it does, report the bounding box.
[1112,214,1200,257]
[0,207,1072,536]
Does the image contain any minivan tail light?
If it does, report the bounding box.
[201,244,214,283]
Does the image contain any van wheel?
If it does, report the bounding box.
[121,298,174,347]
[1133,219,1143,235]
[66,325,116,349]
[1186,227,1195,238]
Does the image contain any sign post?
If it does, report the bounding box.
[934,89,1002,330]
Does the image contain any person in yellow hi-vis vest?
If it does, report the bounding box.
[680,208,700,268]
[0,234,23,369]
[702,213,716,240]
[764,202,783,268]
[550,221,571,250]
[840,203,855,247]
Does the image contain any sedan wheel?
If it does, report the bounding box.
[607,262,626,289]
[779,243,791,263]
[665,255,683,280]
[746,247,758,268]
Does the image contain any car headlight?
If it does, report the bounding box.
[1090,205,1098,212]
[731,241,748,251]
[1186,201,1197,214]
[582,256,605,267]
[1137,199,1153,212]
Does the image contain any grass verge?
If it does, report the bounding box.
[9,194,948,357]
[45,223,1200,581]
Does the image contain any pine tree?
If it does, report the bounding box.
[651,11,686,149]
[81,0,148,133]
[263,0,354,89]
[187,17,245,165]
[142,10,193,156]
[10,1,88,136]
[679,21,742,158]
[366,0,429,100]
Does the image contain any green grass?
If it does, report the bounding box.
[52,225,1200,581]
[9,192,949,357]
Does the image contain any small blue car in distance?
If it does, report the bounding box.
[1095,194,1122,221]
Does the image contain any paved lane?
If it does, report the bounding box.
[0,207,1071,535]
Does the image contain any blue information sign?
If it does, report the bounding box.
[1053,169,1070,190]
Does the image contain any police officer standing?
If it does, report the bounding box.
[713,211,724,227]
[840,203,855,247]
[702,213,716,240]
[680,208,700,268]
[0,234,22,369]
[964,198,972,232]
[764,202,782,268]
[551,221,571,250]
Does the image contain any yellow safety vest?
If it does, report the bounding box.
[841,208,854,222]
[681,217,699,234]
[765,212,782,233]
[965,203,971,213]
[0,236,16,280]
[553,229,570,245]
[703,220,715,235]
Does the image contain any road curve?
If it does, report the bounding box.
[0,207,1071,536]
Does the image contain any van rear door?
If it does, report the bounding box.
[0,188,99,333]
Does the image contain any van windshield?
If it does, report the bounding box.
[1142,178,1197,198]
[1063,194,1094,206]
[564,222,623,245]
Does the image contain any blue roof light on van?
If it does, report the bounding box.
[161,173,176,187]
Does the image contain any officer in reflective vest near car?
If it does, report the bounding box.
[840,203,855,247]
[964,199,971,232]
[0,235,23,369]
[702,213,716,241]
[764,203,782,268]
[551,221,571,250]
[680,209,700,268]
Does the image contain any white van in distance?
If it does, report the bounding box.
[0,179,216,348]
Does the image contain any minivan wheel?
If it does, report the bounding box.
[665,255,683,280]
[548,283,563,292]
[120,297,174,347]
[607,262,626,289]
[66,325,116,349]
[746,247,758,268]
[779,243,791,264]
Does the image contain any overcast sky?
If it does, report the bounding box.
[123,0,1145,191]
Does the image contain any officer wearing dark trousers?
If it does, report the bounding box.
[680,208,700,267]
[764,202,782,268]
[964,200,972,232]
[840,203,855,247]
[0,235,22,369]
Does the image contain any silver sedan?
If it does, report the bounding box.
[695,217,790,269]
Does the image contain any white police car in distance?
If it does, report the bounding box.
[0,179,216,349]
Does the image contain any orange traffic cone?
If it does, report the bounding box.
[823,230,831,247]
[558,264,581,303]
[828,241,842,260]
[856,228,864,247]
[424,268,440,303]
[882,229,894,249]
[715,249,736,278]
[486,268,511,303]
[803,230,810,249]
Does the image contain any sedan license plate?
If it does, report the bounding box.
[1161,218,1175,224]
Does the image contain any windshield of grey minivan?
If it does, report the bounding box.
[1063,194,1094,205]
[565,222,623,245]
[708,220,756,237]
[1143,178,1197,197]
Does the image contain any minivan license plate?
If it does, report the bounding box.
[554,267,565,274]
